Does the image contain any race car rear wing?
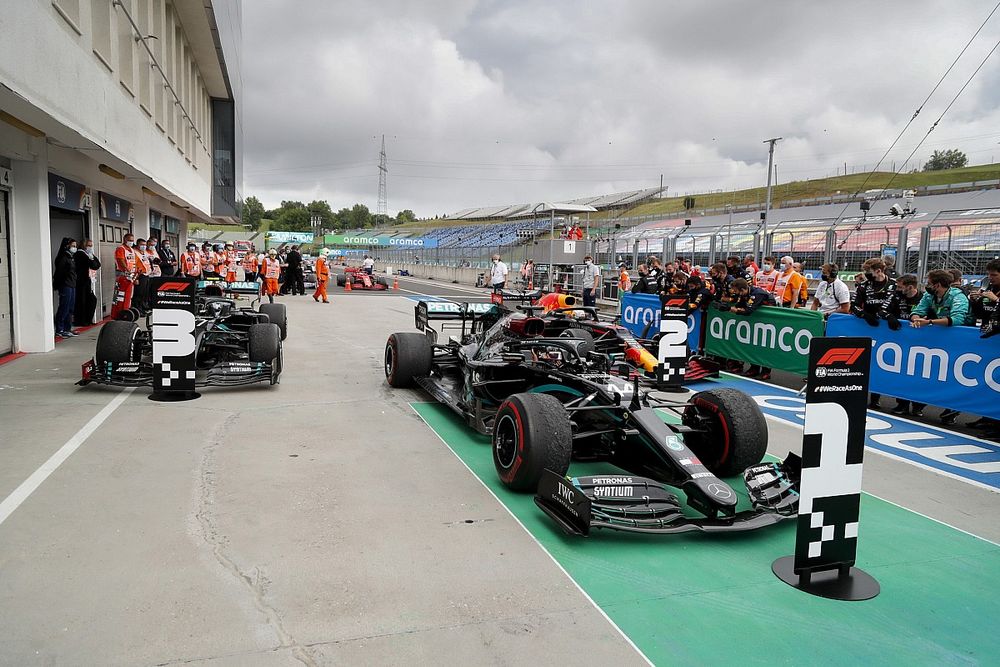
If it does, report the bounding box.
[197,280,261,296]
[414,300,499,342]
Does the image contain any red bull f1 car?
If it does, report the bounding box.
[385,294,799,536]
[337,267,389,290]
[79,280,285,388]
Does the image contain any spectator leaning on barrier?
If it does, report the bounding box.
[811,262,851,318]
[911,269,973,425]
[719,278,776,380]
[970,259,1000,339]
[686,274,713,312]
[726,256,750,282]
[853,258,893,409]
[880,273,927,417]
[772,256,808,308]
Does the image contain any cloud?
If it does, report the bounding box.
[244,0,1000,216]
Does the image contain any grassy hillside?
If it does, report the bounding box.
[612,163,1000,219]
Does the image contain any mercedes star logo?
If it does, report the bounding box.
[707,483,734,500]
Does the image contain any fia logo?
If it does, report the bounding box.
[114,201,121,217]
[815,367,827,378]
[56,181,66,204]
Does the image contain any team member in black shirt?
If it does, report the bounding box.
[853,258,892,408]
[881,274,927,417]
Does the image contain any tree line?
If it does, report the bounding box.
[241,197,418,232]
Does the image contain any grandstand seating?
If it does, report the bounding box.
[446,187,664,220]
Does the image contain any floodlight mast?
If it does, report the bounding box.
[762,137,782,263]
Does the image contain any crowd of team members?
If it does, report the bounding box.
[618,252,1000,433]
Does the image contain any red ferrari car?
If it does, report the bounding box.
[337,267,389,290]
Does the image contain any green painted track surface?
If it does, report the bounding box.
[413,402,1000,666]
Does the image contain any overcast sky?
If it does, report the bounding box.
[243,1,1000,217]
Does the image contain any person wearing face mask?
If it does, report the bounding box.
[726,256,751,282]
[146,238,162,280]
[158,238,177,276]
[911,269,972,425]
[685,275,713,312]
[754,256,779,294]
[880,274,927,417]
[707,262,733,298]
[970,259,1000,339]
[580,255,601,308]
[242,247,260,282]
[111,233,138,319]
[181,243,203,278]
[718,278,776,380]
[810,262,850,318]
[52,237,79,337]
[133,238,152,313]
[655,260,677,296]
[772,256,808,308]
[220,243,236,282]
[73,239,101,326]
[489,254,508,291]
[201,242,217,279]
[260,249,282,304]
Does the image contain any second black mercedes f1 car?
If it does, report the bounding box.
[385,296,799,536]
[79,280,285,388]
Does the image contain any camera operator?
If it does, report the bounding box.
[881,274,927,417]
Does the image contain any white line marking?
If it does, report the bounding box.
[0,388,135,528]
[759,410,1000,495]
[409,404,654,667]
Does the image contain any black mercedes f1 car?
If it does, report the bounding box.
[385,295,799,536]
[79,281,285,388]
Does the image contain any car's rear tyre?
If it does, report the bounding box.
[249,323,281,362]
[336,275,346,287]
[259,303,287,340]
[682,388,767,476]
[384,332,432,387]
[376,276,389,287]
[558,328,594,357]
[96,321,140,365]
[493,393,572,492]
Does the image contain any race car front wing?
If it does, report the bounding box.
[534,454,800,536]
[79,359,279,387]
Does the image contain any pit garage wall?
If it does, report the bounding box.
[1,124,198,353]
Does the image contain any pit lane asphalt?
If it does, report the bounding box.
[2,280,999,665]
[0,284,645,666]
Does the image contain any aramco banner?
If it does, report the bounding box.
[323,234,439,248]
[704,305,825,375]
[619,292,701,351]
[826,313,1000,419]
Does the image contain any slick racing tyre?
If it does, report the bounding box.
[681,388,767,477]
[384,332,432,388]
[558,328,594,357]
[95,321,140,365]
[336,275,346,287]
[249,323,281,362]
[259,303,288,340]
[493,393,572,492]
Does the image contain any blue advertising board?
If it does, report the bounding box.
[619,291,701,351]
[826,313,1000,419]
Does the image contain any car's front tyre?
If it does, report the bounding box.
[493,393,572,492]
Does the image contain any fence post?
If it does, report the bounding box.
[824,229,836,267]
[917,227,931,280]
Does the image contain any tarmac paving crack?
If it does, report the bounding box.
[193,411,318,667]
